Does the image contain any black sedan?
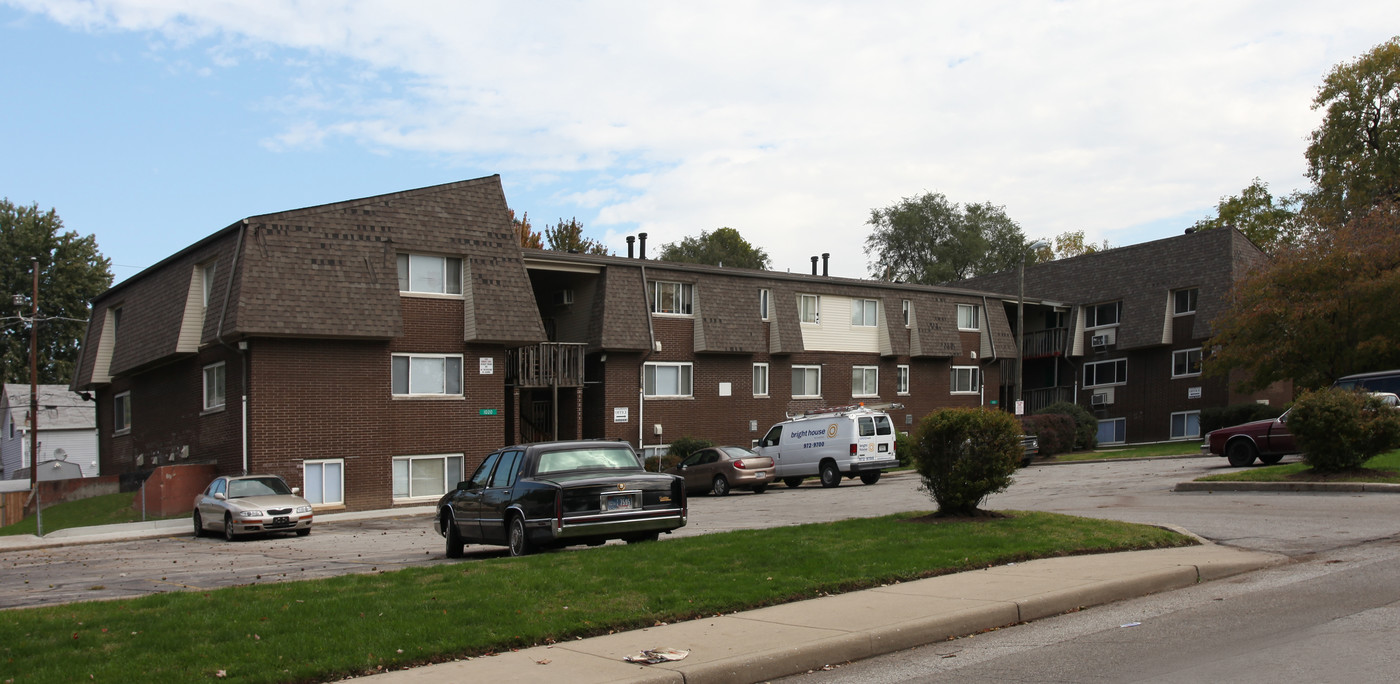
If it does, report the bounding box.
[434,440,687,557]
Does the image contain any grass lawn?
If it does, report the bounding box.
[0,491,182,537]
[0,511,1191,684]
[1051,440,1203,462]
[1195,450,1400,483]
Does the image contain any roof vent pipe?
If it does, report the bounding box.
[810,256,818,275]
[627,235,635,258]
[822,253,829,277]
[639,232,648,259]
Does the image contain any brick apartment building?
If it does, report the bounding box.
[958,227,1291,445]
[71,176,1025,511]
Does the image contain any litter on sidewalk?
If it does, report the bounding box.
[623,648,690,664]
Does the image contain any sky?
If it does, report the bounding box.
[2,1,1398,284]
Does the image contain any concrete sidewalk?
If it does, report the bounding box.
[349,543,1283,684]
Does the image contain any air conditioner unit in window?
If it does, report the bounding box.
[1091,334,1109,348]
[553,289,574,306]
[1090,392,1110,407]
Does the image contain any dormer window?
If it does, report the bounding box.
[397,254,463,295]
[649,281,693,315]
[1086,301,1122,329]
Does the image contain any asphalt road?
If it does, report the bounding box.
[7,455,1400,611]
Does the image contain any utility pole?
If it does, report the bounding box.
[28,257,38,490]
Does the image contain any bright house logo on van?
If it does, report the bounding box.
[826,424,838,438]
[788,425,839,440]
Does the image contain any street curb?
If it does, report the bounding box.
[1174,481,1400,493]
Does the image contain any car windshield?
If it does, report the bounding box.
[536,447,641,474]
[228,477,292,498]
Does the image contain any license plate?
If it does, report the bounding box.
[755,472,766,478]
[273,516,289,524]
[878,443,888,452]
[604,494,635,511]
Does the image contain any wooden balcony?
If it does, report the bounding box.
[507,343,586,388]
[1021,328,1070,359]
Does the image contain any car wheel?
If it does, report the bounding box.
[784,477,804,489]
[223,514,237,542]
[712,475,731,496]
[1259,453,1285,466]
[444,513,465,559]
[751,484,768,494]
[192,511,205,538]
[296,527,311,537]
[1226,440,1257,467]
[859,471,881,485]
[626,532,660,544]
[508,515,533,557]
[820,461,841,488]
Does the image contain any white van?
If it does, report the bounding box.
[752,406,899,488]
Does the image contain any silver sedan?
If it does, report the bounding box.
[193,474,314,541]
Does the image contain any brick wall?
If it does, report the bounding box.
[135,463,219,517]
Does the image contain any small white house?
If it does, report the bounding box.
[1,384,99,480]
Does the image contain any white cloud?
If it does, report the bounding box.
[9,0,1399,277]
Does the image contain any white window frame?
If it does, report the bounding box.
[956,304,980,331]
[1097,418,1126,445]
[303,459,345,506]
[1086,301,1122,329]
[1084,358,1127,387]
[792,365,822,398]
[902,300,911,328]
[203,362,226,411]
[644,362,693,398]
[851,299,879,327]
[392,453,465,501]
[1170,411,1201,440]
[649,281,694,315]
[897,365,910,395]
[753,363,769,397]
[1172,348,1203,378]
[392,354,464,397]
[113,391,131,435]
[1174,288,1198,316]
[852,365,879,398]
[397,253,463,296]
[759,289,770,320]
[799,294,820,324]
[950,366,980,394]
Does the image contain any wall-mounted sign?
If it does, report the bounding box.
[614,407,629,423]
[1188,387,1202,399]
[479,409,498,416]
[479,357,494,375]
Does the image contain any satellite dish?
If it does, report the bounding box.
[53,448,68,461]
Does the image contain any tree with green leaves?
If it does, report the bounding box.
[1206,204,1400,392]
[1,200,113,384]
[544,217,608,255]
[657,227,771,270]
[1190,178,1301,253]
[508,208,542,249]
[1303,36,1400,227]
[1049,230,1110,260]
[864,192,1032,284]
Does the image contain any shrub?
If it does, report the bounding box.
[1020,413,1075,457]
[1035,402,1097,450]
[666,436,714,459]
[643,454,683,472]
[1289,388,1400,472]
[894,430,915,467]
[911,408,1022,516]
[1200,402,1286,434]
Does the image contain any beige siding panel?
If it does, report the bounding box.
[90,309,115,384]
[175,266,204,354]
[1161,291,1174,345]
[798,295,880,353]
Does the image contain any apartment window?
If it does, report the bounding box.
[753,363,769,397]
[397,254,463,295]
[201,261,217,308]
[799,294,820,323]
[392,354,463,396]
[1084,358,1127,387]
[956,304,980,331]
[303,459,344,505]
[1097,418,1126,445]
[113,392,131,434]
[1174,288,1199,316]
[203,362,226,411]
[1086,301,1122,328]
[759,289,770,320]
[393,453,465,500]
[852,366,879,397]
[644,362,693,398]
[902,300,911,327]
[851,299,878,327]
[897,365,910,395]
[950,366,980,394]
[1172,348,1203,378]
[1171,411,1201,440]
[110,306,122,337]
[792,365,822,398]
[650,281,693,315]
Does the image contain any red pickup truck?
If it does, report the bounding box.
[1201,410,1297,467]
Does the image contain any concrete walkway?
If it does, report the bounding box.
[348,543,1282,684]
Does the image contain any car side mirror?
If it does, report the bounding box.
[214,492,227,501]
[291,487,301,495]
[679,464,688,470]
[456,481,471,491]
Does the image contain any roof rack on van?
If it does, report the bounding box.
[799,402,905,417]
